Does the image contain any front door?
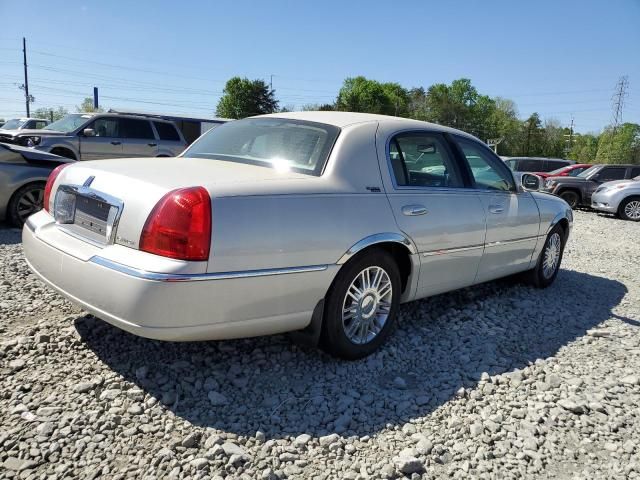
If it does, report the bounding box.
[453,136,540,282]
[378,129,487,298]
[79,117,123,160]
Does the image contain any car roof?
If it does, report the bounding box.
[255,111,479,139]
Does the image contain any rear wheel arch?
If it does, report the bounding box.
[557,188,581,207]
[7,181,47,226]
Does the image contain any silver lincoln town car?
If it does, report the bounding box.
[23,112,572,359]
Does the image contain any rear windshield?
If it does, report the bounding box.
[183,117,340,176]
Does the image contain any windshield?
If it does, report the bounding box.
[183,117,340,176]
[578,165,599,178]
[1,119,26,130]
[548,166,570,175]
[43,114,93,133]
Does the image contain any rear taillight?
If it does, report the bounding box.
[139,187,211,261]
[44,163,71,213]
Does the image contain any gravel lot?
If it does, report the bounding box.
[1,210,639,480]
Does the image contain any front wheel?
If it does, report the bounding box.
[618,196,640,221]
[524,225,566,288]
[560,190,579,209]
[321,249,401,360]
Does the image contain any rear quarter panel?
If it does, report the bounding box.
[0,164,51,221]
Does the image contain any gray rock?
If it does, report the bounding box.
[207,391,228,406]
[222,441,246,457]
[181,432,201,448]
[293,433,312,448]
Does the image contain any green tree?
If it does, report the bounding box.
[521,113,543,156]
[302,103,334,111]
[33,106,68,122]
[216,77,278,119]
[335,76,392,115]
[567,133,599,163]
[77,97,104,113]
[539,119,565,158]
[486,97,521,156]
[596,123,640,164]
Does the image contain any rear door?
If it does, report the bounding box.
[152,121,186,156]
[453,136,541,282]
[120,119,158,157]
[377,128,486,297]
[79,117,124,160]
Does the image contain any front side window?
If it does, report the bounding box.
[596,167,626,181]
[389,132,463,188]
[184,117,339,176]
[120,119,155,139]
[89,118,119,137]
[569,167,587,176]
[34,121,47,129]
[456,137,515,192]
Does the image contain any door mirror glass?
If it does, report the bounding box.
[83,128,96,137]
[521,173,541,191]
[416,143,436,154]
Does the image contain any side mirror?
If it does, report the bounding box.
[521,173,541,191]
[83,128,96,137]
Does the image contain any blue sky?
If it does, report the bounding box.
[1,0,638,133]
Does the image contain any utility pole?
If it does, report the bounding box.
[22,37,31,117]
[269,74,273,91]
[611,75,628,133]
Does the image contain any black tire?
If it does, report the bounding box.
[618,196,640,222]
[8,182,46,227]
[50,148,76,160]
[559,190,580,209]
[523,224,566,288]
[321,249,401,360]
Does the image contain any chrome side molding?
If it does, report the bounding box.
[337,232,417,264]
[89,256,328,283]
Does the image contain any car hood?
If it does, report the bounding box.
[546,176,587,184]
[10,129,68,137]
[600,179,638,189]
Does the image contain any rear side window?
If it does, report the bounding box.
[569,167,587,176]
[630,167,640,178]
[153,121,181,141]
[120,119,155,139]
[389,132,463,188]
[547,160,569,171]
[597,167,626,181]
[517,159,544,172]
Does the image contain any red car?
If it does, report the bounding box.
[535,163,593,179]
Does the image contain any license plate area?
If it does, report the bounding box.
[54,185,123,246]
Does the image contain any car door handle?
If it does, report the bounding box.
[110,141,121,145]
[401,205,428,216]
[488,205,504,214]
[148,143,157,147]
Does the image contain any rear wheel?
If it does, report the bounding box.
[618,196,640,221]
[559,190,580,209]
[523,224,566,288]
[321,249,401,359]
[8,182,45,227]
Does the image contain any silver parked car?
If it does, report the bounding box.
[0,117,50,134]
[23,112,572,359]
[0,143,74,226]
[591,175,640,221]
[2,113,187,160]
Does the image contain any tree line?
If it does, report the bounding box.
[17,76,638,165]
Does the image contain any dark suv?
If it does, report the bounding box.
[504,157,574,172]
[544,164,640,208]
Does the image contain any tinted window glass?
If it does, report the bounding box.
[120,119,154,139]
[390,133,462,188]
[569,167,587,176]
[597,167,626,181]
[547,160,569,171]
[505,159,517,170]
[630,167,640,178]
[34,121,47,129]
[184,117,339,176]
[517,159,544,172]
[153,121,181,141]
[90,118,119,137]
[456,137,515,191]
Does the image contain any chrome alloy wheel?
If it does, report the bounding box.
[624,200,640,220]
[542,232,562,279]
[342,266,393,345]
[16,188,44,223]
